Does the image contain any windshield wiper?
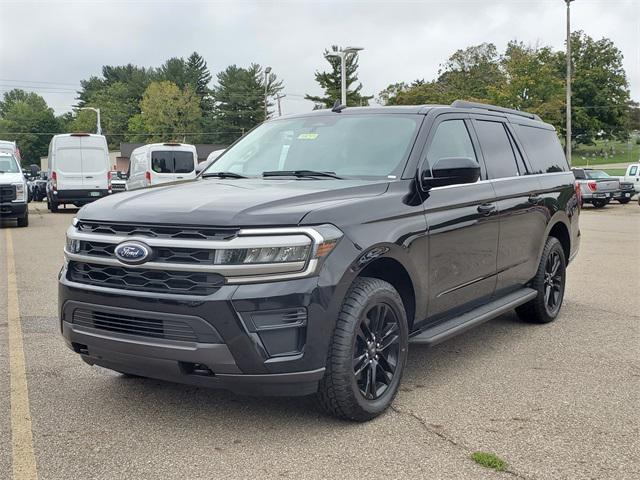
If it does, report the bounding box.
[202,171,247,179]
[262,170,342,179]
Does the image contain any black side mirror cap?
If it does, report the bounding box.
[421,157,481,189]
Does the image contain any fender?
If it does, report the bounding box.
[535,211,571,267]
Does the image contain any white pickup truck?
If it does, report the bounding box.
[619,163,640,193]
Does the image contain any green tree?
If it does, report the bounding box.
[305,46,373,107]
[209,64,283,144]
[127,81,202,143]
[564,31,631,144]
[0,89,61,165]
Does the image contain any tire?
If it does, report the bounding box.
[17,211,29,228]
[317,277,409,422]
[592,200,607,208]
[48,199,58,212]
[618,198,630,204]
[516,236,566,324]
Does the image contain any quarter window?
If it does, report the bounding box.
[424,120,477,174]
[475,120,519,179]
[629,165,638,176]
[512,124,568,174]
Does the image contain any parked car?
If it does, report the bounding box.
[46,133,112,212]
[195,149,226,175]
[614,181,635,204]
[126,143,198,190]
[32,171,48,201]
[572,168,619,208]
[619,163,640,193]
[60,101,580,421]
[110,171,127,193]
[0,152,29,226]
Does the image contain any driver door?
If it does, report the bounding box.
[421,115,499,321]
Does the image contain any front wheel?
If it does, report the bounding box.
[592,200,607,208]
[618,198,630,204]
[317,277,408,422]
[17,210,29,227]
[516,236,566,324]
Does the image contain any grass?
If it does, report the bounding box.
[572,139,640,167]
[602,168,627,176]
[471,451,508,472]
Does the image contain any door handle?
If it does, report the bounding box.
[85,176,93,179]
[176,176,184,179]
[528,194,542,204]
[477,203,496,215]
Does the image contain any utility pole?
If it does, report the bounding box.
[264,66,272,120]
[79,107,101,135]
[565,0,575,164]
[325,47,364,106]
[275,93,286,116]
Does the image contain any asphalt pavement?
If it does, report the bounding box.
[1,201,638,480]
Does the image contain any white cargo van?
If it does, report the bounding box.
[126,143,198,190]
[0,140,22,163]
[46,133,112,212]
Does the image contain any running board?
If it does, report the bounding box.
[409,288,537,346]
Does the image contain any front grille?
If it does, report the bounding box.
[76,221,238,240]
[76,241,215,264]
[111,184,127,192]
[68,261,224,295]
[72,308,198,342]
[0,184,16,202]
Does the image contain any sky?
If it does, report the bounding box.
[0,0,638,116]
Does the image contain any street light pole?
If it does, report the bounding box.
[565,0,575,165]
[79,107,101,135]
[325,46,364,106]
[264,66,272,120]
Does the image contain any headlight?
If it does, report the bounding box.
[65,234,81,254]
[13,182,26,202]
[214,245,310,265]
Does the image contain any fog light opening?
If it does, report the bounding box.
[181,362,215,377]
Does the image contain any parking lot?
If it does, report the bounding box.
[1,202,638,479]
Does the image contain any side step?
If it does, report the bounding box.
[409,288,537,346]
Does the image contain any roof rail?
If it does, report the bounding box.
[451,100,541,121]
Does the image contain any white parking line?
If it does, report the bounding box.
[5,229,38,480]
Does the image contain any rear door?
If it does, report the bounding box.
[80,136,109,189]
[53,137,84,190]
[471,117,547,294]
[422,115,499,320]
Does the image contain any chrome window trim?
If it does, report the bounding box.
[428,171,572,191]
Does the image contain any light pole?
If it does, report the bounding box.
[79,107,101,135]
[264,66,272,119]
[564,0,575,164]
[325,46,364,106]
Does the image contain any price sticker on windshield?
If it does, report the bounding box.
[298,133,319,140]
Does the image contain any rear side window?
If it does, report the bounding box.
[174,151,195,173]
[513,125,568,174]
[151,151,195,174]
[573,169,586,179]
[474,120,519,179]
[629,165,638,176]
[424,119,477,174]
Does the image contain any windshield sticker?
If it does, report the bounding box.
[297,133,319,140]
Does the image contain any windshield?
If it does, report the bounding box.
[204,114,422,178]
[586,170,611,179]
[0,154,20,173]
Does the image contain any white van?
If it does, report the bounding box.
[0,140,22,164]
[46,133,112,212]
[126,143,198,190]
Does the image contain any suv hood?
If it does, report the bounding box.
[79,178,389,226]
[0,172,25,184]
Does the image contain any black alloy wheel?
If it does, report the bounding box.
[543,249,564,317]
[353,303,401,400]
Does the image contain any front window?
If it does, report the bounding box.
[0,154,20,173]
[204,114,422,178]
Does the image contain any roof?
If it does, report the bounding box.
[119,143,228,160]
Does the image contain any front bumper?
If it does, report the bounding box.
[0,201,27,220]
[59,268,342,396]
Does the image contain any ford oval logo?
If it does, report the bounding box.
[114,241,151,265]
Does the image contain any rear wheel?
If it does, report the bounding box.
[317,277,408,422]
[592,200,607,208]
[48,198,58,212]
[516,236,566,324]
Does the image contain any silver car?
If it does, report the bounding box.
[573,168,619,208]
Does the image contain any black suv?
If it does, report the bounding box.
[59,101,580,421]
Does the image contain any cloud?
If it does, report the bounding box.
[0,0,637,115]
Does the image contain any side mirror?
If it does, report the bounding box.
[421,157,480,189]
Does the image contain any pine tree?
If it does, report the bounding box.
[305,46,372,108]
